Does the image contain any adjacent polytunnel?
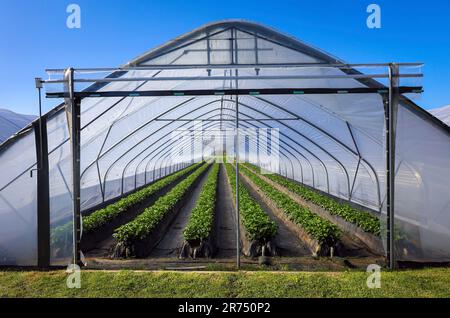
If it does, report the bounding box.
[0,20,449,268]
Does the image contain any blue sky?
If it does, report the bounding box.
[0,0,449,115]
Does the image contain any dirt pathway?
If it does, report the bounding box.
[214,164,238,258]
[149,166,211,258]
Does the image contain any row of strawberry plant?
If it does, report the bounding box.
[183,164,220,242]
[83,162,203,234]
[240,165,340,245]
[224,164,277,242]
[113,163,210,244]
[244,163,380,235]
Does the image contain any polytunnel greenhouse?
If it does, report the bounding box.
[1,20,449,269]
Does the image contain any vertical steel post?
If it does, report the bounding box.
[387,63,399,269]
[35,117,50,268]
[73,101,82,266]
[35,79,50,268]
[65,68,82,266]
[235,94,240,269]
[233,27,240,269]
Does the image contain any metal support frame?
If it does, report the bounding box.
[73,103,82,266]
[386,64,399,269]
[235,94,241,269]
[47,86,422,99]
[41,60,413,271]
[77,92,391,210]
[118,105,312,206]
[61,93,357,223]
[139,119,221,185]
[245,96,379,205]
[43,73,423,84]
[34,90,50,268]
[346,122,361,202]
[147,118,302,189]
[65,68,82,266]
[124,99,332,195]
[26,25,429,272]
[46,62,423,73]
[16,23,428,274]
[155,118,298,121]
[81,94,380,209]
[149,116,301,174]
[233,30,241,270]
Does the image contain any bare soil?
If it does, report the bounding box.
[84,255,384,271]
[84,164,384,270]
[149,167,211,258]
[214,164,238,258]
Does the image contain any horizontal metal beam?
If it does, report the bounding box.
[154,118,299,122]
[46,86,423,99]
[45,62,424,73]
[43,73,422,84]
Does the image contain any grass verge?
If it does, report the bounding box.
[0,268,449,298]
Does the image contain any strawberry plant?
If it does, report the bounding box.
[244,163,380,236]
[50,163,203,248]
[241,165,340,245]
[83,162,203,233]
[113,163,210,244]
[183,164,220,242]
[224,164,277,242]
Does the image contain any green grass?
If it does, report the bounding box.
[0,269,449,298]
